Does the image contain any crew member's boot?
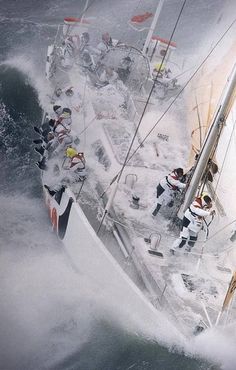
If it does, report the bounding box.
[34,146,45,156]
[186,235,197,252]
[34,126,43,135]
[33,139,44,145]
[152,203,161,216]
[170,237,187,255]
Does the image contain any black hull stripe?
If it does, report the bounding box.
[58,197,74,240]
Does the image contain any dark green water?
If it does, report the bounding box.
[0,65,42,195]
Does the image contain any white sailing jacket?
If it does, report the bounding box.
[160,171,186,192]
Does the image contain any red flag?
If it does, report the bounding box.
[131,12,153,24]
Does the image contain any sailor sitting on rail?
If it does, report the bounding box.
[152,168,186,216]
[45,108,73,156]
[35,106,74,159]
[170,194,215,254]
[53,107,72,130]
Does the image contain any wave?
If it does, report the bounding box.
[0,64,42,195]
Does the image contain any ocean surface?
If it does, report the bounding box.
[0,1,235,369]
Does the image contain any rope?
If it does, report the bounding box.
[97,0,188,233]
[67,0,98,35]
[101,16,236,197]
[76,74,89,151]
[206,218,236,243]
[198,113,224,195]
[116,0,188,185]
[106,214,161,236]
[106,213,235,259]
[126,17,236,164]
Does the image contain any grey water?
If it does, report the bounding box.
[0,0,234,369]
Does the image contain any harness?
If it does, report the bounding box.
[188,207,202,218]
[188,197,204,219]
[54,114,72,142]
[70,152,86,169]
[165,174,178,190]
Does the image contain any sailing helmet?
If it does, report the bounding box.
[174,168,184,178]
[66,146,77,158]
[201,192,212,207]
[62,107,72,115]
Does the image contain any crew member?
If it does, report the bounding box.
[170,193,215,254]
[64,146,86,181]
[152,168,186,216]
[97,32,113,56]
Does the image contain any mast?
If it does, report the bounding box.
[179,62,236,217]
[142,0,165,55]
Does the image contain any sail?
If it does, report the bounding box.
[222,271,236,311]
[187,40,236,165]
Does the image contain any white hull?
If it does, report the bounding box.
[38,16,236,341]
[43,186,183,342]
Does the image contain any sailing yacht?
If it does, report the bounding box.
[35,10,236,338]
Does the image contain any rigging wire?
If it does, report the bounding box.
[68,0,98,34]
[116,0,188,185]
[81,74,89,149]
[125,17,236,166]
[206,218,236,243]
[126,0,152,49]
[97,0,188,233]
[199,90,235,198]
[101,15,236,197]
[107,212,236,257]
[213,113,236,196]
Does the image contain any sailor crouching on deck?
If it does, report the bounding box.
[62,146,86,182]
[170,194,215,254]
[152,168,186,216]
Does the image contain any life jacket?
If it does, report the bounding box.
[189,197,204,219]
[57,131,68,143]
[165,172,179,190]
[70,152,86,169]
[193,197,203,208]
[54,123,70,143]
